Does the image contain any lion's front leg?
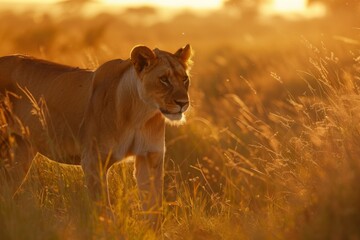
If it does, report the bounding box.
[81,149,111,207]
[135,151,164,229]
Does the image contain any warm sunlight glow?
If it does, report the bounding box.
[272,0,307,13]
[102,0,223,9]
[263,0,326,18]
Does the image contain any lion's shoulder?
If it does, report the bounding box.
[93,59,132,87]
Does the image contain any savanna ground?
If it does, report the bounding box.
[0,2,360,239]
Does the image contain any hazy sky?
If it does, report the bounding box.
[3,0,308,11]
[103,0,223,9]
[3,0,223,9]
[3,0,323,17]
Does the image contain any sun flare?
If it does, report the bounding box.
[272,0,307,13]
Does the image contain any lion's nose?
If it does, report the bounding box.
[174,99,189,111]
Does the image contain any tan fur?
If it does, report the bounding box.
[0,45,193,229]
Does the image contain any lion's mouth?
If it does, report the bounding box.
[160,108,182,115]
[159,108,184,121]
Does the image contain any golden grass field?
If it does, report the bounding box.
[0,2,360,239]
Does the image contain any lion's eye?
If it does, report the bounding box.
[160,76,170,86]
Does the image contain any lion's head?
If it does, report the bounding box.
[130,44,193,122]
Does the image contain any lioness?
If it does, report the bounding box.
[0,45,192,228]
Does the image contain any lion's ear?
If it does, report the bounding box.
[174,44,193,67]
[130,45,156,73]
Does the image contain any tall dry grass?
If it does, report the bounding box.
[1,4,360,239]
